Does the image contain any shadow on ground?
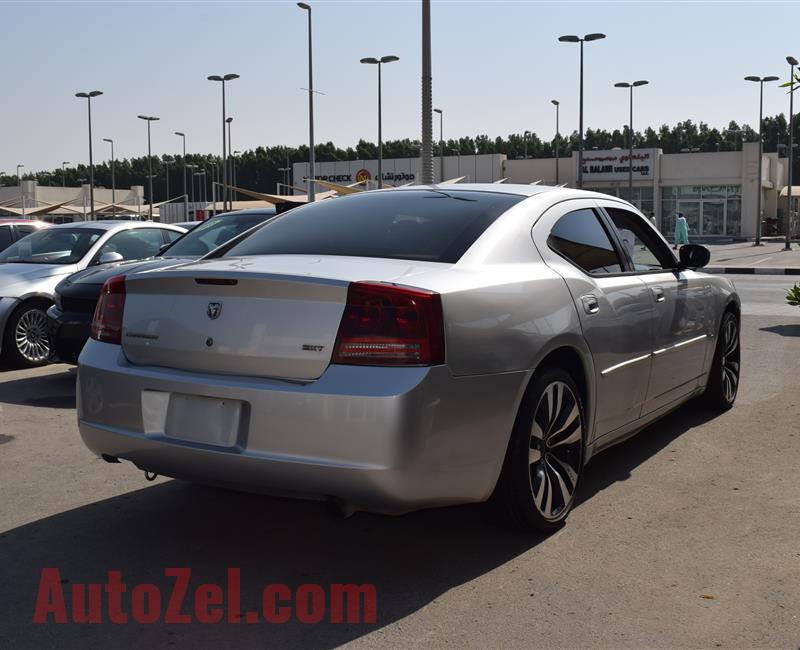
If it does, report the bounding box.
[0,400,716,649]
[0,367,76,409]
[759,323,800,337]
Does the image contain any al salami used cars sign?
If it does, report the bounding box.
[579,149,657,181]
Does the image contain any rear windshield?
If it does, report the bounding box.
[164,211,275,258]
[223,190,524,263]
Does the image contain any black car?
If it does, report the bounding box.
[47,208,276,363]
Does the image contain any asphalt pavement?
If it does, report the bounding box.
[0,276,798,649]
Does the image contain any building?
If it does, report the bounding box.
[0,182,146,222]
[296,144,790,240]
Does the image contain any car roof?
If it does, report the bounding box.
[206,208,277,217]
[384,183,625,203]
[47,220,185,231]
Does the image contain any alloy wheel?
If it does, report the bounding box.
[528,381,583,521]
[14,308,51,363]
[721,316,740,404]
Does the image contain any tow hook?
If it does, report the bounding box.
[144,471,158,482]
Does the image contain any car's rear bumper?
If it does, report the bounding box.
[77,339,527,514]
[47,305,91,365]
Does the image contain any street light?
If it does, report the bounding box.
[226,117,234,205]
[361,55,400,189]
[297,2,315,200]
[175,131,188,218]
[75,90,103,219]
[614,80,649,204]
[745,74,779,246]
[278,166,290,194]
[102,139,116,218]
[186,164,197,210]
[16,164,24,218]
[137,115,160,221]
[194,170,207,206]
[434,108,444,182]
[523,130,531,160]
[551,100,560,185]
[207,73,240,211]
[558,33,606,189]
[785,56,798,251]
[233,151,241,193]
[163,157,174,203]
[61,161,70,189]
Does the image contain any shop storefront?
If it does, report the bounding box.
[660,185,742,237]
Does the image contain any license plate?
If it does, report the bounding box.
[142,391,243,447]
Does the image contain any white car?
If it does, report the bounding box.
[0,221,185,366]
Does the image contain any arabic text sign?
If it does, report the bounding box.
[580,149,657,181]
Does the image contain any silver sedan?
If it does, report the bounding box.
[77,185,740,531]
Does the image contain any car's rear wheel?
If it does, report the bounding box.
[491,367,585,532]
[701,310,740,411]
[3,300,52,367]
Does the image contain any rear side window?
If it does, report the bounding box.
[548,209,623,274]
[0,226,13,250]
[224,190,524,263]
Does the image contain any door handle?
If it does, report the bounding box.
[652,286,665,303]
[581,294,599,314]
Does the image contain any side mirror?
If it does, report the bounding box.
[96,251,124,265]
[679,244,710,269]
[157,243,170,256]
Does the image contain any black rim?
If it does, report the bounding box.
[721,316,740,404]
[529,381,583,521]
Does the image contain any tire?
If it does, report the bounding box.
[2,299,53,368]
[701,310,740,411]
[491,367,586,532]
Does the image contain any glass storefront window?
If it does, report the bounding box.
[726,198,741,236]
[660,185,742,237]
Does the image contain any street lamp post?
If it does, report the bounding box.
[558,33,606,189]
[278,167,290,194]
[163,157,174,204]
[77,178,88,217]
[186,164,197,211]
[103,139,116,218]
[175,132,188,219]
[195,171,207,207]
[360,55,400,189]
[207,73,240,212]
[434,108,443,182]
[551,100,560,185]
[226,117,234,206]
[614,80,649,204]
[745,75,779,246]
[137,115,160,221]
[233,151,241,193]
[75,90,103,219]
[421,0,433,184]
[297,2,315,201]
[16,164,24,218]
[61,161,70,189]
[786,56,798,251]
[523,130,531,160]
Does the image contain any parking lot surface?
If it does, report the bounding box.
[1,277,798,649]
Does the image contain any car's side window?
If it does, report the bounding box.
[162,230,182,244]
[604,207,676,272]
[548,208,624,275]
[0,226,13,250]
[98,229,168,261]
[15,224,37,238]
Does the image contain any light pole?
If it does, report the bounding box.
[233,150,241,194]
[786,56,797,251]
[421,0,433,184]
[195,170,207,207]
[186,164,197,211]
[558,33,606,189]
[360,55,399,189]
[297,2,315,201]
[75,90,103,219]
[103,139,116,218]
[745,75,779,246]
[138,115,160,221]
[163,157,174,203]
[551,100,560,185]
[208,162,217,215]
[175,131,188,219]
[77,178,88,217]
[614,80,648,204]
[207,73,240,211]
[434,108,443,182]
[278,167,290,194]
[61,161,70,189]
[226,117,233,205]
[16,164,24,217]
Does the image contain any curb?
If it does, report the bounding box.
[705,267,800,276]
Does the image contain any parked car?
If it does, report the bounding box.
[0,220,186,366]
[48,208,276,364]
[77,186,740,531]
[0,219,50,253]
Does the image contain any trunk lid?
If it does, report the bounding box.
[120,255,446,380]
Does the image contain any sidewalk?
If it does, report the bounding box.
[701,241,800,275]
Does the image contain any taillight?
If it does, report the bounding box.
[332,281,445,366]
[90,275,126,344]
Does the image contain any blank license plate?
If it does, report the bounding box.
[142,391,242,447]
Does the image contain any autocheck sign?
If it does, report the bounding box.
[580,149,656,181]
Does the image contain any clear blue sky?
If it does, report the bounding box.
[2,0,799,174]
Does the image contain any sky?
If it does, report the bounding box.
[2,0,800,174]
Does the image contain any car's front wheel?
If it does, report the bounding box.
[2,300,52,367]
[491,367,585,532]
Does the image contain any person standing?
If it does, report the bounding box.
[674,212,689,249]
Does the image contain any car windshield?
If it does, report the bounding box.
[0,228,104,265]
[163,212,274,258]
[224,190,525,263]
